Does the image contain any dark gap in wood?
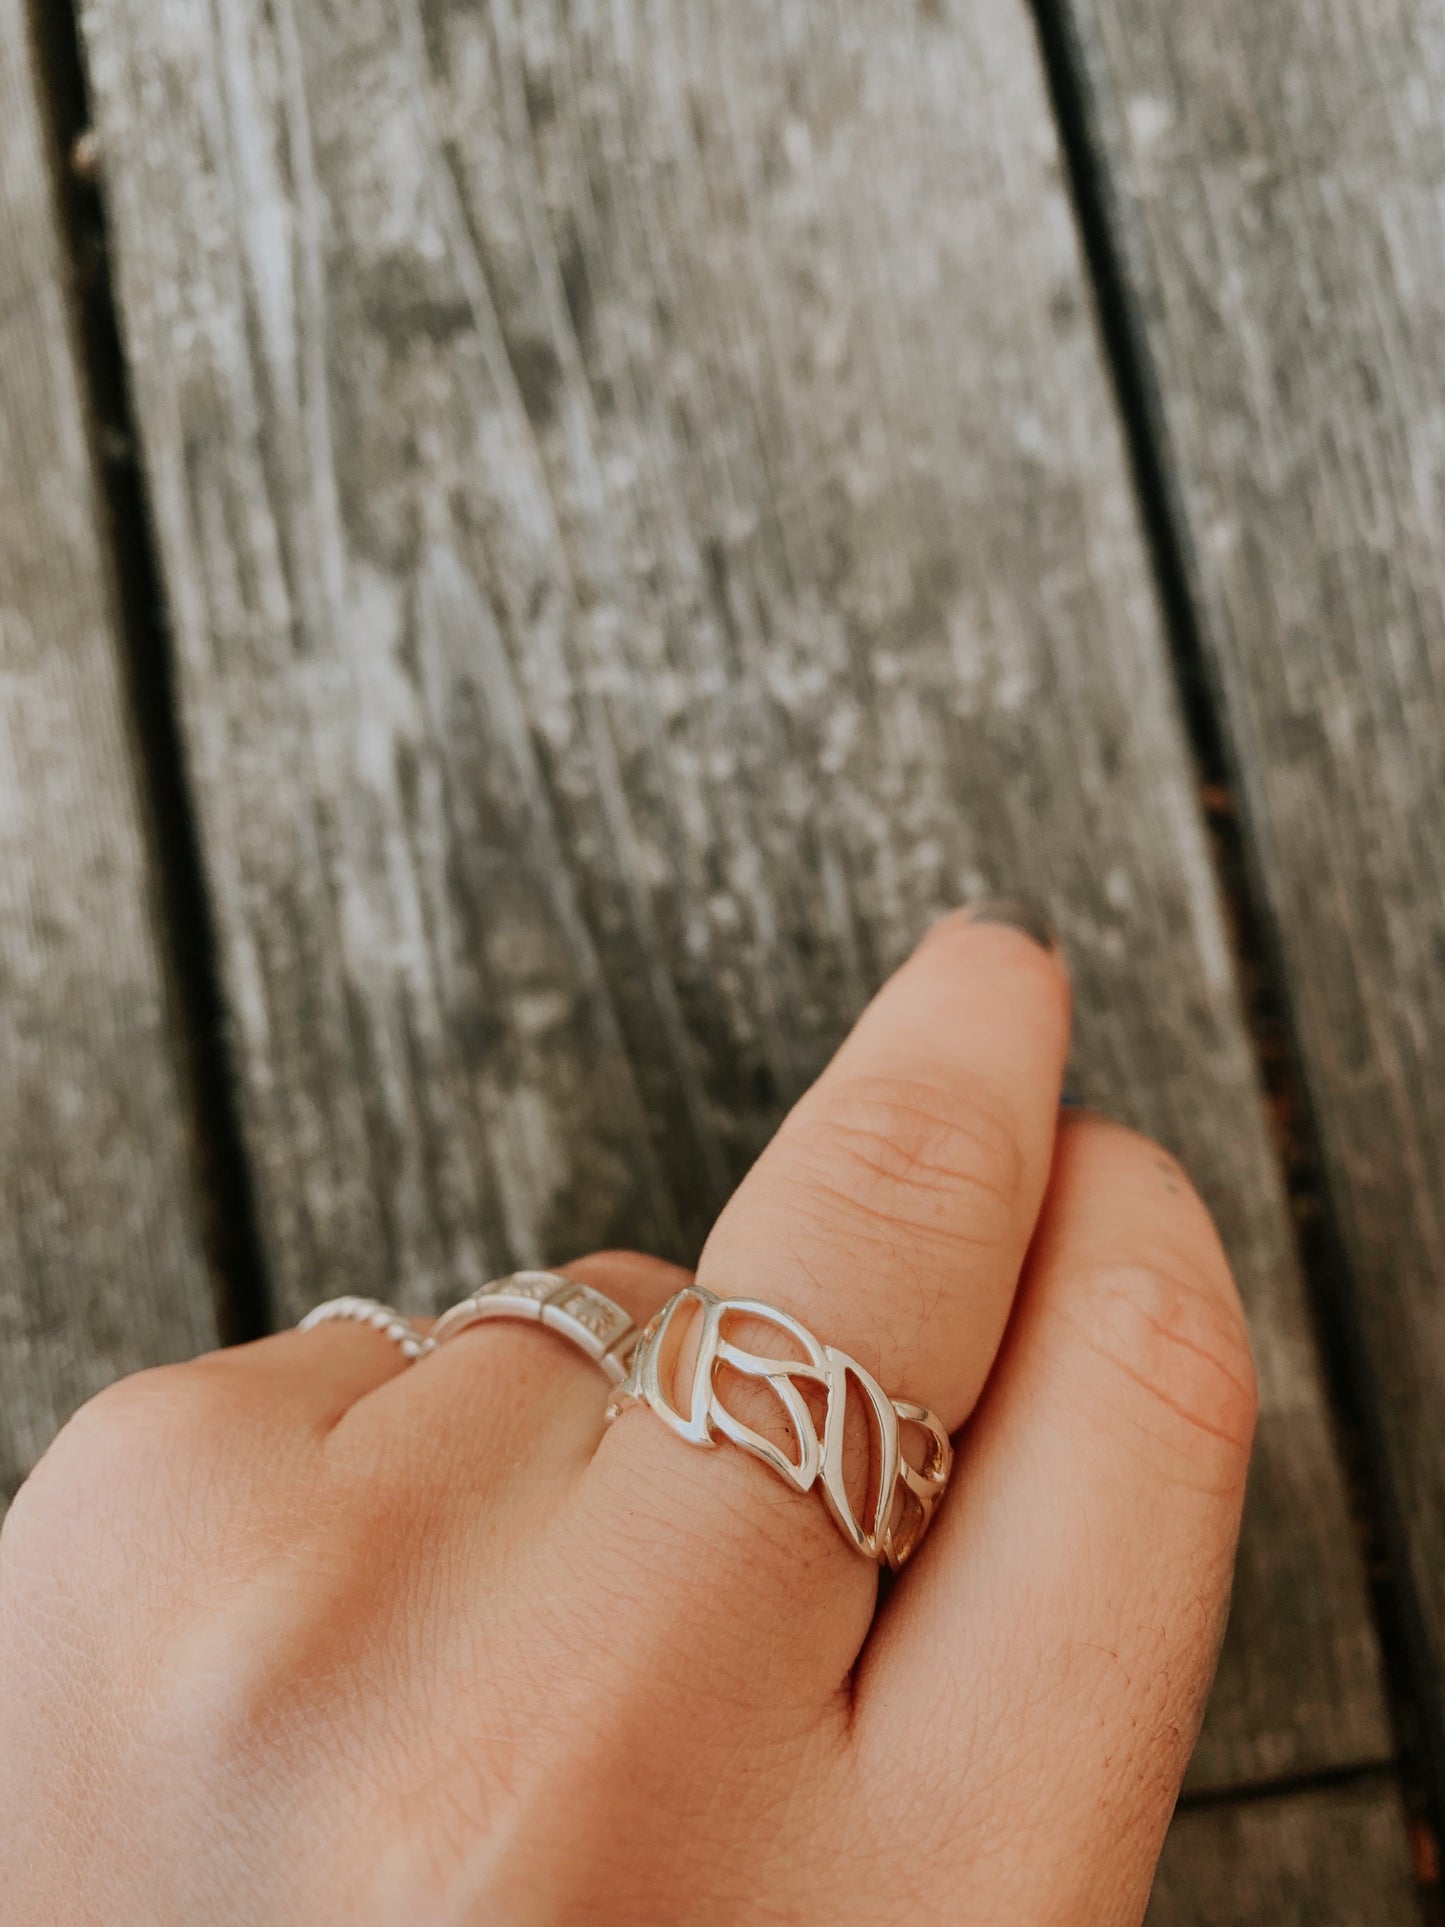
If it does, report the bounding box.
[1177,1759,1397,1818]
[1026,0,1445,1876]
[24,0,273,1346]
[1176,1764,1443,1920]
[1176,1763,1443,1917]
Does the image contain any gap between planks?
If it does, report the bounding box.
[22,0,271,1345]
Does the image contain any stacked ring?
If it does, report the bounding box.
[298,1296,433,1362]
[299,1275,640,1386]
[432,1272,640,1384]
[298,1277,951,1571]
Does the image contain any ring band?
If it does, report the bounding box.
[433,1272,640,1385]
[298,1296,433,1362]
[606,1285,953,1569]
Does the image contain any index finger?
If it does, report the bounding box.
[855,1113,1256,1917]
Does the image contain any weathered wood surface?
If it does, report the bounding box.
[75,0,1388,1793]
[1060,0,1445,1798]
[1147,1778,1426,1926]
[0,0,215,1512]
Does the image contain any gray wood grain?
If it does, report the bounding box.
[0,0,215,1512]
[77,0,1386,1790]
[1149,1778,1425,1927]
[1057,0,1445,1795]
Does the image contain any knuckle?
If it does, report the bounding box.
[64,1361,233,1464]
[1074,1257,1258,1470]
[782,1072,1026,1247]
[567,1248,690,1299]
[13,1364,234,1541]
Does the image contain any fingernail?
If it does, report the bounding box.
[960,896,1060,956]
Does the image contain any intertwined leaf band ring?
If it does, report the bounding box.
[607,1285,953,1569]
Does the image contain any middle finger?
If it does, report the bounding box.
[580,901,1072,1682]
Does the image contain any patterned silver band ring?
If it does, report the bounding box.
[432,1271,641,1385]
[606,1284,954,1569]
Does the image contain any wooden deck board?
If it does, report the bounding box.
[1059,0,1445,1802]
[1148,1779,1426,1926]
[74,0,1388,1795]
[0,0,215,1512]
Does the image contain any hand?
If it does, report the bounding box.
[0,906,1256,1925]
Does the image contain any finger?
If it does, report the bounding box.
[699,902,1069,1425]
[584,901,1072,1678]
[180,1314,424,1434]
[332,1253,693,1509]
[855,1114,1256,1917]
[10,1317,431,1589]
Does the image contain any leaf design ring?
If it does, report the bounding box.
[605,1285,953,1570]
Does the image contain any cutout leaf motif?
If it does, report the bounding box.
[611,1286,954,1570]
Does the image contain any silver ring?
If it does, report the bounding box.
[298,1296,434,1362]
[433,1272,640,1385]
[606,1285,953,1570]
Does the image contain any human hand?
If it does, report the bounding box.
[0,905,1256,1924]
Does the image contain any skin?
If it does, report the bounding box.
[0,908,1257,1925]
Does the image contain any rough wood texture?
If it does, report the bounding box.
[1148,1778,1426,1926]
[0,0,215,1511]
[78,0,1386,1789]
[1058,0,1445,1796]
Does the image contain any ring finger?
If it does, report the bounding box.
[331,1253,693,1513]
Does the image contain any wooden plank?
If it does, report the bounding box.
[77,0,1387,1790]
[1148,1778,1426,1926]
[1054,0,1445,1797]
[0,0,215,1510]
